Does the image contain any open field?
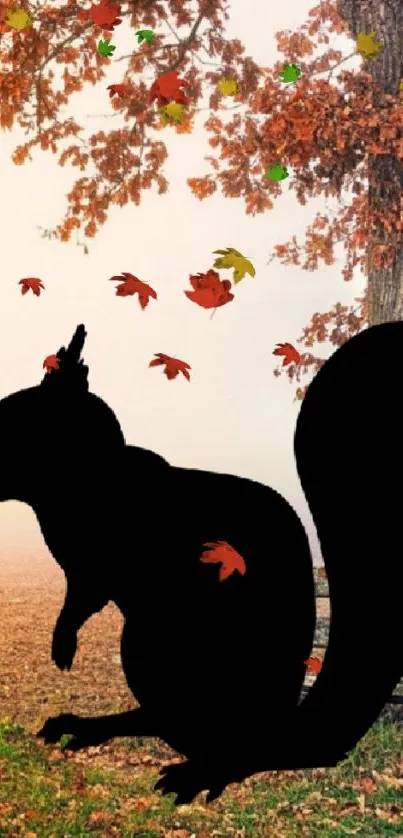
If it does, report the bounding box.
[0,551,402,837]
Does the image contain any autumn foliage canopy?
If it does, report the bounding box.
[1,0,402,392]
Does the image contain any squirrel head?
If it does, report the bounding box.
[0,325,125,502]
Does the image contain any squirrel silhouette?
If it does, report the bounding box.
[0,322,401,805]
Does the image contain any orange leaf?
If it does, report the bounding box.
[272,342,301,366]
[89,0,121,30]
[18,277,45,296]
[304,656,322,674]
[352,777,377,795]
[149,353,191,381]
[184,269,234,310]
[149,71,189,106]
[107,83,127,99]
[43,354,60,373]
[200,540,246,582]
[109,272,157,309]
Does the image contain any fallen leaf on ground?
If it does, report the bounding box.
[352,777,377,794]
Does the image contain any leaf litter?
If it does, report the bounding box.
[0,551,402,836]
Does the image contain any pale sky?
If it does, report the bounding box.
[0,0,365,563]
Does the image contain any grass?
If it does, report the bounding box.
[0,560,401,836]
[0,717,401,837]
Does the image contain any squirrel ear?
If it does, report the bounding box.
[41,324,89,393]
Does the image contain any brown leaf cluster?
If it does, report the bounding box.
[1,0,262,243]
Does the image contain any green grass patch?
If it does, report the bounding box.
[0,718,401,836]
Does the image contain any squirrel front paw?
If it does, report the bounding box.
[36,713,106,751]
[36,712,79,744]
[51,621,77,671]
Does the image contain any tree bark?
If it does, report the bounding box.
[337,0,403,324]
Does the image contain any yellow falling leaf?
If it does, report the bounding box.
[159,102,186,125]
[212,247,255,284]
[217,77,239,97]
[6,7,33,30]
[356,31,384,60]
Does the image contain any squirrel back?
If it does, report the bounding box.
[290,321,403,767]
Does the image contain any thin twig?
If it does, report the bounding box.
[327,50,357,81]
[85,112,122,118]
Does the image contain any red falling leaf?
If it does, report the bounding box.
[184,269,234,310]
[272,342,301,366]
[89,0,122,30]
[200,541,246,582]
[304,656,322,674]
[18,277,45,296]
[149,353,191,381]
[109,272,157,309]
[107,83,127,99]
[149,71,189,106]
[43,354,60,373]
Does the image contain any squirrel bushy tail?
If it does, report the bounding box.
[291,321,403,766]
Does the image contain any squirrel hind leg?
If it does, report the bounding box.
[155,750,243,805]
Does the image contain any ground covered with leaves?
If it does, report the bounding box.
[0,551,402,837]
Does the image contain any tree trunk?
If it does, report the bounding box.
[337,0,403,324]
